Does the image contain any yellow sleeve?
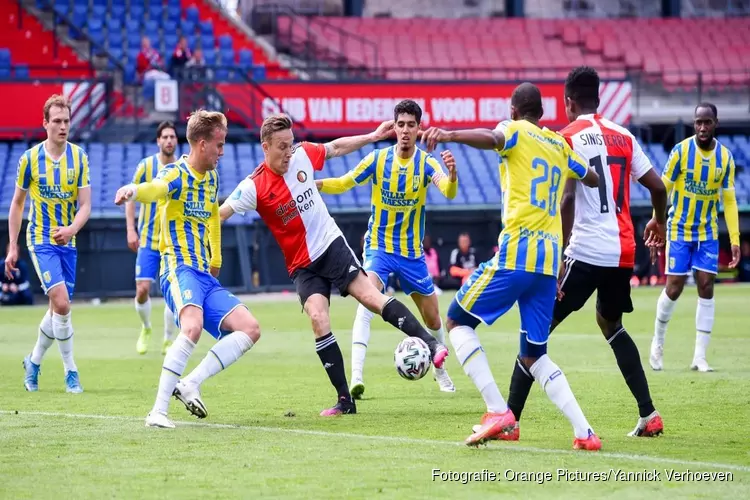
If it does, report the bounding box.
[15,152,31,190]
[78,150,90,188]
[495,120,517,156]
[320,151,377,194]
[208,196,222,268]
[663,145,682,183]
[425,156,457,199]
[722,153,739,246]
[320,175,358,195]
[134,179,169,203]
[132,161,146,184]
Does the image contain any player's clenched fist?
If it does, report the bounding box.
[114,184,137,205]
[440,150,457,177]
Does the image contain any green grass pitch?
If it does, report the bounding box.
[1,286,748,498]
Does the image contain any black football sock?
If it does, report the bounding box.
[507,356,535,421]
[380,297,439,352]
[608,327,656,418]
[315,333,351,402]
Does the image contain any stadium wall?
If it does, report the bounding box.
[2,208,748,299]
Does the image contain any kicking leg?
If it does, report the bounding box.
[134,279,152,355]
[347,272,448,368]
[412,291,455,392]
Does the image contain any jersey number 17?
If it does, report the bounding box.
[590,154,627,214]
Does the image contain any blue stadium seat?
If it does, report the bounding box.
[130,3,146,20]
[112,3,126,18]
[199,20,214,37]
[200,36,215,50]
[163,19,178,35]
[186,6,200,23]
[107,18,122,32]
[0,49,11,68]
[14,64,29,80]
[252,65,266,81]
[238,49,253,68]
[145,20,160,36]
[149,4,164,21]
[180,19,195,35]
[219,35,233,51]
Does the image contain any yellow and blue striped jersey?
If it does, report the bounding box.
[132,154,167,251]
[15,142,90,248]
[493,120,587,277]
[663,136,736,242]
[323,146,457,258]
[150,157,221,275]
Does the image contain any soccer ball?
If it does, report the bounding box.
[394,337,432,381]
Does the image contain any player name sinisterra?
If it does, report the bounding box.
[431,469,734,484]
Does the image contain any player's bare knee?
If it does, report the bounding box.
[423,310,441,331]
[665,282,684,301]
[304,299,330,336]
[243,315,261,343]
[48,287,70,315]
[135,282,150,302]
[445,318,459,331]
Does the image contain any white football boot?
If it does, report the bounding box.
[433,367,456,392]
[173,380,208,418]
[690,358,714,372]
[649,339,663,371]
[145,411,175,429]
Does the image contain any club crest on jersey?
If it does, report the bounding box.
[713,166,723,183]
[207,184,217,203]
[297,170,307,183]
[412,175,421,191]
[43,271,51,283]
[67,167,75,184]
[183,289,193,301]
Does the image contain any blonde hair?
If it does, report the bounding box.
[186,109,228,143]
[43,94,72,121]
[260,113,292,143]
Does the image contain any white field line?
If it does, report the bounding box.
[1,410,749,473]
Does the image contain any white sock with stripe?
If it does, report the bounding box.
[183,332,254,387]
[53,312,77,373]
[351,304,373,382]
[449,325,507,413]
[30,310,54,365]
[530,355,592,439]
[153,333,195,415]
[135,296,152,329]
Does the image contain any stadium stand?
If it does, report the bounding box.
[277,16,750,87]
[0,1,92,79]
[1,139,748,219]
[26,0,288,84]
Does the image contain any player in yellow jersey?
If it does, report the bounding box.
[648,103,741,373]
[316,100,458,397]
[5,94,91,394]
[126,121,178,355]
[421,83,603,450]
[115,110,261,429]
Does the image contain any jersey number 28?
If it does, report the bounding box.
[530,158,562,217]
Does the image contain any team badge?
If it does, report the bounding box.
[713,166,723,183]
[136,265,141,275]
[412,175,421,191]
[43,271,51,283]
[183,289,193,301]
[669,257,675,270]
[208,184,217,203]
[67,167,76,184]
[297,170,307,183]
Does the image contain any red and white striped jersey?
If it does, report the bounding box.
[227,142,343,275]
[561,114,653,268]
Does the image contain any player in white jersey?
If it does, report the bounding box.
[502,67,669,440]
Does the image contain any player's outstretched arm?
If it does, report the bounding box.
[114,179,169,205]
[324,120,395,159]
[420,127,504,152]
[317,150,378,195]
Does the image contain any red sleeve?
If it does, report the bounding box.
[301,142,326,171]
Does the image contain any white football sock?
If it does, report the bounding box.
[135,296,152,329]
[53,312,77,373]
[30,310,54,365]
[450,325,507,413]
[694,297,714,360]
[351,304,373,381]
[183,332,254,387]
[163,305,176,341]
[153,333,195,415]
[530,355,591,439]
[427,320,446,345]
[654,289,677,345]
